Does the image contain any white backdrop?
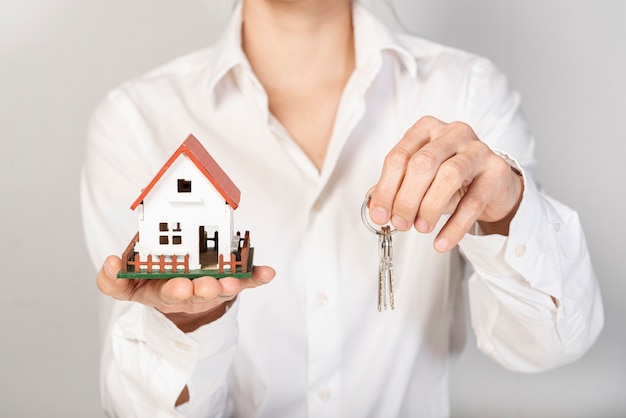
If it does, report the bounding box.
[1,1,624,417]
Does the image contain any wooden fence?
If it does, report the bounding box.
[121,232,190,274]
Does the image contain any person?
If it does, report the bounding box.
[81,0,604,416]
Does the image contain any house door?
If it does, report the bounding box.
[199,226,219,252]
[199,226,219,269]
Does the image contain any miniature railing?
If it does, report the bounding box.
[121,231,190,274]
[121,232,140,273]
[219,231,251,274]
[129,253,190,274]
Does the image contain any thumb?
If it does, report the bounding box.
[96,255,131,299]
[239,265,276,291]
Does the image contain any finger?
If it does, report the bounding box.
[370,147,411,225]
[434,175,492,252]
[415,150,476,233]
[97,255,132,299]
[157,278,217,314]
[190,276,224,299]
[191,265,275,301]
[159,277,195,302]
[391,132,462,231]
[97,256,180,307]
[370,116,444,225]
[232,265,276,292]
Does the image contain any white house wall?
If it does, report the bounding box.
[134,155,235,270]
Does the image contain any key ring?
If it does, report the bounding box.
[361,193,398,235]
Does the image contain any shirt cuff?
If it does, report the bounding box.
[186,298,240,359]
[458,155,563,302]
[111,303,199,409]
[177,301,240,416]
[112,300,240,411]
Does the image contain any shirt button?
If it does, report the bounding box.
[318,388,332,401]
[317,293,329,306]
[514,244,527,257]
[553,222,561,232]
[312,200,323,212]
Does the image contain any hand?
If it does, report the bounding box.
[369,116,524,252]
[97,255,276,332]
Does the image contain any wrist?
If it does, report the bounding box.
[163,298,236,333]
[478,166,524,236]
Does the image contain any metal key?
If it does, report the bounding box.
[378,226,395,311]
[362,194,397,311]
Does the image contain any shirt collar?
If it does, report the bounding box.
[352,2,417,78]
[205,1,248,93]
[205,1,418,93]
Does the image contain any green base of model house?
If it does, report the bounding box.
[117,267,252,279]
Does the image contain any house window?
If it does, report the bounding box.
[158,222,182,245]
[178,179,192,193]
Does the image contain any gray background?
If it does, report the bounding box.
[1,0,623,417]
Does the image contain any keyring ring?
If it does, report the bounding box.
[361,193,398,235]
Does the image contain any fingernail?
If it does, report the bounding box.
[370,206,388,224]
[415,218,430,233]
[435,237,450,252]
[391,215,408,231]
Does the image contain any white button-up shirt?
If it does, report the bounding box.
[81,3,603,417]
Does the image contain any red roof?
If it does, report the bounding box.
[130,134,241,210]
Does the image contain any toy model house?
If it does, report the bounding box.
[119,134,253,279]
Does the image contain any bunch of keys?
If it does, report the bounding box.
[361,194,397,311]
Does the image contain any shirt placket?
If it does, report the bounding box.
[303,196,343,417]
[302,72,370,418]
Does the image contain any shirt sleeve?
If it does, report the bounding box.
[457,58,604,372]
[100,301,238,418]
[459,167,603,372]
[81,91,238,417]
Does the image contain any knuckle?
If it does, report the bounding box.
[385,147,411,168]
[439,159,465,181]
[481,154,511,183]
[392,195,415,216]
[462,193,485,215]
[419,193,440,214]
[416,115,440,129]
[493,156,512,177]
[465,139,487,158]
[448,216,471,235]
[450,121,474,138]
[410,149,438,173]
